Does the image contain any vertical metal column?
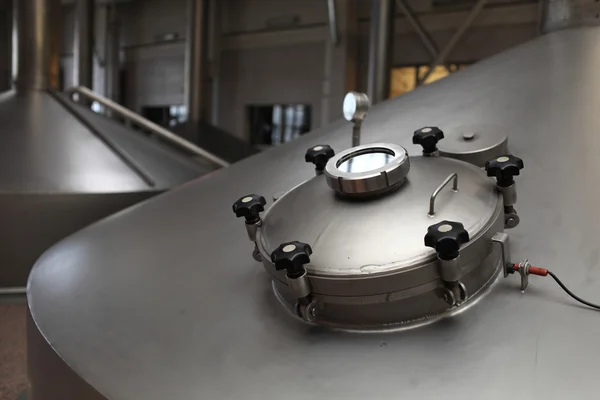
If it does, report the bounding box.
[13,0,54,91]
[105,2,120,102]
[0,0,11,91]
[366,0,394,104]
[322,0,358,125]
[185,0,209,125]
[327,0,339,46]
[208,0,221,126]
[73,0,94,89]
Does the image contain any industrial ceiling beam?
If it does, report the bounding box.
[395,0,451,74]
[418,0,488,85]
[395,0,437,61]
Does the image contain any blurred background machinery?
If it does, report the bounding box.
[0,0,546,292]
[0,0,257,292]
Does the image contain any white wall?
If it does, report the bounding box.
[219,42,325,138]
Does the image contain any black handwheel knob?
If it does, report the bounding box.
[413,126,444,154]
[305,145,335,172]
[424,220,470,260]
[271,241,313,278]
[232,194,266,224]
[484,155,524,187]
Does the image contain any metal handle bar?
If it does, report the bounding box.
[66,86,230,168]
[428,173,458,217]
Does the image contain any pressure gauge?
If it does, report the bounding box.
[343,92,370,122]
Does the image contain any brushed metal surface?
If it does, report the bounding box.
[438,124,509,167]
[0,90,207,287]
[57,92,214,185]
[0,91,148,191]
[28,27,600,399]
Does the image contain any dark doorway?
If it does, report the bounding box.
[247,104,311,147]
[141,105,187,128]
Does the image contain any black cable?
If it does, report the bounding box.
[548,271,600,310]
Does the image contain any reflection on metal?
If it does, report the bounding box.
[367,0,394,104]
[327,0,339,45]
[67,86,230,167]
[51,91,157,187]
[418,0,487,85]
[185,0,209,125]
[73,0,94,90]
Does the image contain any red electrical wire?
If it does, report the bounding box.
[511,263,600,311]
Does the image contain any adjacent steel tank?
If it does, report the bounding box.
[0,0,218,290]
[27,3,600,400]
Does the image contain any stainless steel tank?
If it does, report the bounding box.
[27,13,600,400]
[0,0,215,289]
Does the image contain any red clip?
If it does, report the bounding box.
[512,263,548,276]
[529,266,548,276]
